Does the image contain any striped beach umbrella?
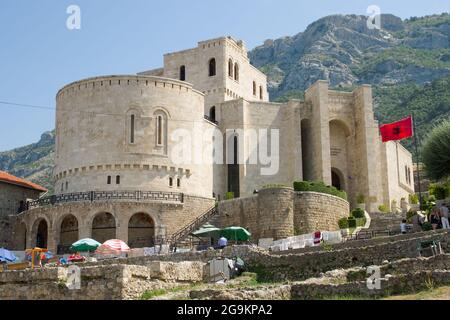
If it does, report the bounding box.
[95,239,130,255]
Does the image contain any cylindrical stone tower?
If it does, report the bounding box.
[54,75,214,198]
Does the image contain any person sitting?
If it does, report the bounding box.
[400,220,408,234]
[218,236,228,249]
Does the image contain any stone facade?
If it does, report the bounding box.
[10,35,415,251]
[0,182,43,218]
[9,195,214,253]
[216,187,349,241]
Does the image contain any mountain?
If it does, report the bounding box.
[1,13,449,189]
[249,13,450,99]
[0,131,55,193]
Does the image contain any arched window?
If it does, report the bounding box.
[107,176,112,185]
[169,177,173,187]
[259,86,263,100]
[234,63,239,81]
[228,59,233,78]
[116,175,120,185]
[209,58,216,77]
[253,81,257,96]
[180,65,186,81]
[209,106,216,123]
[130,114,135,144]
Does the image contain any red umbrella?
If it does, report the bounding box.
[95,239,130,255]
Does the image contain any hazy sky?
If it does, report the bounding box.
[0,0,448,151]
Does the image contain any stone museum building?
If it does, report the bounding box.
[5,36,414,252]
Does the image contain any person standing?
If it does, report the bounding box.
[440,204,450,229]
[430,209,440,230]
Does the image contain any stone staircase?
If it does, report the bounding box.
[169,205,219,248]
[366,212,406,232]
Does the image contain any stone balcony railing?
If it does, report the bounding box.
[22,190,184,213]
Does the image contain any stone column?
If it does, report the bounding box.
[116,220,128,244]
[305,80,332,185]
[353,85,384,213]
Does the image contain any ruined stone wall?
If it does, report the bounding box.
[0,263,204,300]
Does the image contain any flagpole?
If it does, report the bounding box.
[412,112,423,210]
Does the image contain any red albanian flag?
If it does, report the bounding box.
[380,116,413,143]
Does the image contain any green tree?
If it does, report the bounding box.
[422,121,450,181]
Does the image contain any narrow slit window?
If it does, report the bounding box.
[116,175,120,185]
[234,63,239,81]
[169,177,173,187]
[130,114,135,144]
[253,81,257,96]
[260,86,263,100]
[209,58,216,77]
[157,115,163,146]
[177,178,181,188]
[180,65,186,81]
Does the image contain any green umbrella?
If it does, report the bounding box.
[192,224,221,238]
[220,227,251,241]
[70,238,101,252]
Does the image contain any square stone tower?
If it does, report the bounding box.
[140,36,269,120]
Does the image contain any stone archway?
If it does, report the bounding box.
[331,168,345,191]
[33,219,48,249]
[92,212,116,244]
[59,215,79,253]
[329,119,352,193]
[128,213,155,248]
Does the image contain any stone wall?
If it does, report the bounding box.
[0,262,204,300]
[294,191,349,235]
[0,182,42,218]
[216,188,349,241]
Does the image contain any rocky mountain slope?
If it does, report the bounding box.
[249,13,450,99]
[0,131,55,193]
[1,13,449,190]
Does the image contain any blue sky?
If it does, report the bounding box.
[0,0,448,151]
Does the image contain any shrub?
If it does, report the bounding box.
[409,194,419,205]
[338,218,349,229]
[351,208,365,219]
[429,183,450,200]
[378,204,390,213]
[293,181,347,200]
[356,218,367,227]
[347,217,357,229]
[356,194,365,204]
[422,121,450,181]
[422,222,433,232]
[225,192,235,200]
